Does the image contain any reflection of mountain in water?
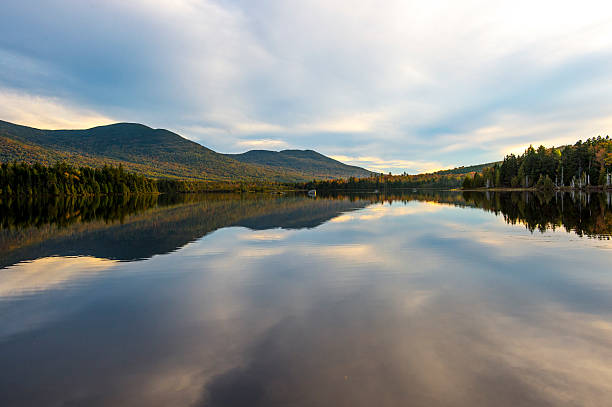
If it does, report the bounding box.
[0,194,369,268]
[3,190,610,269]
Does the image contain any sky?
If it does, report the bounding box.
[1,0,612,174]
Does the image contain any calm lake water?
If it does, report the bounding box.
[1,191,611,406]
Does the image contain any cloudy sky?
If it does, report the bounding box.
[2,0,612,173]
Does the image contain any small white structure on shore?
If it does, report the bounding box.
[308,189,316,197]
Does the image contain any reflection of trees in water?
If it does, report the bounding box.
[0,193,370,231]
[462,191,612,238]
[324,190,471,206]
[0,194,370,268]
[4,190,609,238]
[1,191,609,269]
[0,194,160,229]
[320,190,612,238]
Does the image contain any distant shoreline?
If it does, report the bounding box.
[461,186,612,192]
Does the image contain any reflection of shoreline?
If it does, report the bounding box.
[0,194,161,231]
[462,187,612,192]
[2,191,610,270]
[0,195,370,269]
[319,190,612,238]
[461,191,612,238]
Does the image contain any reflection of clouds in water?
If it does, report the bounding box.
[198,284,612,406]
[475,307,612,405]
[236,247,287,258]
[330,201,445,223]
[184,220,611,406]
[0,256,120,340]
[299,244,378,260]
[191,203,612,406]
[0,256,118,298]
[2,199,612,406]
[238,231,292,241]
[232,244,379,262]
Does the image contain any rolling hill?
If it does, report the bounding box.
[0,120,372,182]
[226,149,372,179]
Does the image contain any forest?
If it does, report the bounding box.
[0,162,292,197]
[0,162,158,196]
[462,136,612,190]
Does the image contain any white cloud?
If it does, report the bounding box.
[0,88,115,129]
[435,112,612,158]
[330,155,451,174]
[235,138,289,149]
[295,111,390,133]
[232,122,286,134]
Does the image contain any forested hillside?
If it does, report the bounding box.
[0,162,292,197]
[0,162,157,196]
[462,137,612,189]
[0,120,371,182]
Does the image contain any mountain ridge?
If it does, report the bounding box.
[0,120,372,182]
[226,149,372,179]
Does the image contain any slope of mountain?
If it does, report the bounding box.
[226,149,373,179]
[0,120,371,182]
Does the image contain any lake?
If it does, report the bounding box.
[1,191,611,406]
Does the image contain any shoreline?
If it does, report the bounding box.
[461,186,612,192]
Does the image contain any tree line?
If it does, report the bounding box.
[0,162,296,197]
[299,173,465,192]
[462,136,612,190]
[0,162,158,196]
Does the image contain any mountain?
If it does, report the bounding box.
[226,149,372,179]
[0,120,371,182]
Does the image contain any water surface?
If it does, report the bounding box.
[1,191,611,406]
